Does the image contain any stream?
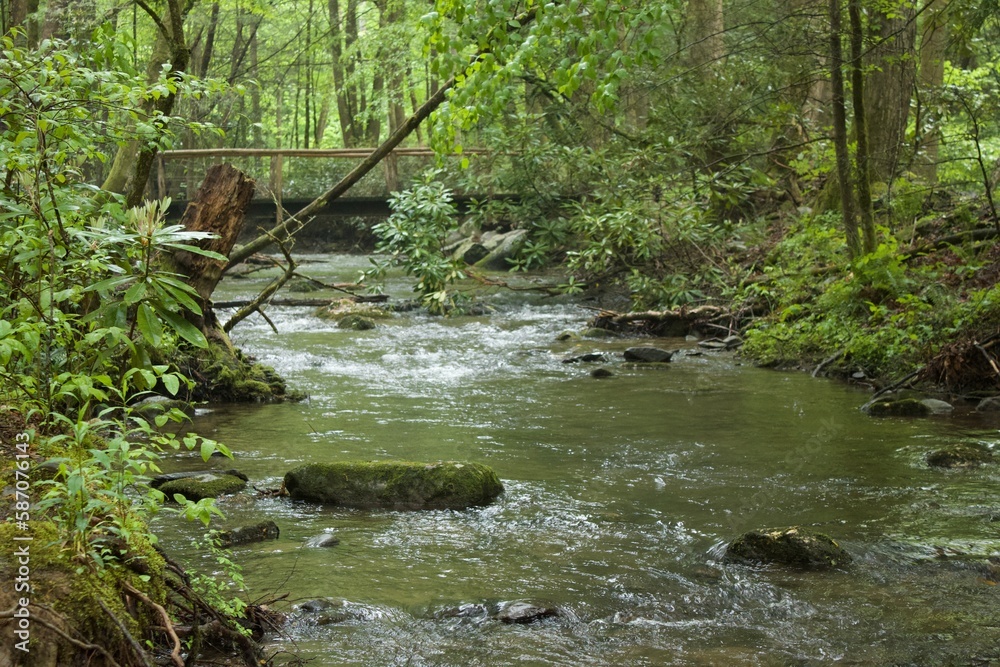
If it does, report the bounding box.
[158,254,1000,666]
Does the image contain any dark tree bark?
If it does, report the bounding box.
[863,3,917,182]
[169,163,255,336]
[830,0,860,259]
[849,0,876,254]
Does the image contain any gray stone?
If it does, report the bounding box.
[590,368,614,379]
[697,338,729,350]
[474,229,529,271]
[919,398,954,414]
[976,396,1000,413]
[722,335,744,349]
[623,347,674,363]
[495,601,558,624]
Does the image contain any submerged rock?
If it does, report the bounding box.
[563,353,607,363]
[580,327,618,339]
[283,461,504,510]
[725,526,852,569]
[976,396,1000,413]
[866,398,932,418]
[926,443,993,468]
[337,314,377,331]
[156,471,248,501]
[590,368,614,379]
[623,347,674,363]
[306,534,341,548]
[494,601,558,624]
[213,520,280,547]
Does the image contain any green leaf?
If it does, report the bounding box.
[157,309,208,348]
[162,373,180,396]
[136,303,163,347]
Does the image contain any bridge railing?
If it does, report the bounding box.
[156,147,487,222]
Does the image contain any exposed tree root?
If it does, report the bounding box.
[589,305,730,337]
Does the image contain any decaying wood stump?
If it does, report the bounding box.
[168,163,255,337]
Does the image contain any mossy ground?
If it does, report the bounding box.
[284,461,504,509]
[0,520,168,666]
[172,342,303,403]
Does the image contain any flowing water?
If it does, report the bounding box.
[159,254,1000,666]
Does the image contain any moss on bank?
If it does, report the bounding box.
[0,521,168,667]
[171,342,304,403]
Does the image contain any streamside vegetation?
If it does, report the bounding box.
[1,0,1000,664]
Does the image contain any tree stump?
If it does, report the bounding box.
[168,163,255,334]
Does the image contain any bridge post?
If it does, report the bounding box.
[269,152,284,223]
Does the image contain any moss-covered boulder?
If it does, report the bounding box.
[337,314,377,330]
[926,443,993,468]
[283,461,504,510]
[315,298,392,324]
[866,398,932,417]
[157,471,247,501]
[725,527,852,569]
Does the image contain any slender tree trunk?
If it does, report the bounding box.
[328,0,354,147]
[849,0,876,254]
[916,0,949,183]
[863,3,917,182]
[197,2,219,77]
[830,0,860,259]
[250,28,263,148]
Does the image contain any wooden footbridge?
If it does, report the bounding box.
[157,147,502,226]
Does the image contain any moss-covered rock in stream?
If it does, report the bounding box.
[0,521,168,667]
[283,461,504,509]
[866,398,933,418]
[926,443,993,468]
[725,526,852,569]
[337,313,377,330]
[156,471,248,501]
[315,298,392,325]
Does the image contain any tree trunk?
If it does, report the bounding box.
[863,3,917,183]
[849,0,875,254]
[40,0,95,42]
[6,0,40,46]
[197,2,219,77]
[687,0,725,75]
[169,163,255,337]
[328,0,355,147]
[915,0,950,183]
[101,0,192,208]
[830,0,860,259]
